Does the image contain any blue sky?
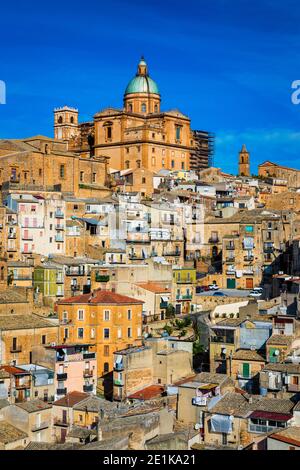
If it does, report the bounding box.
[1,0,300,174]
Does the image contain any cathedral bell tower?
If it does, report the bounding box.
[54,106,79,141]
[238,144,250,177]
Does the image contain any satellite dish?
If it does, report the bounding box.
[194,423,201,430]
[274,350,280,356]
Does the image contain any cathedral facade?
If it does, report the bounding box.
[54,57,198,173]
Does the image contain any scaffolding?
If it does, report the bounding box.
[190,130,215,172]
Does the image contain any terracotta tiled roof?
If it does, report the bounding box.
[0,314,57,331]
[58,289,143,305]
[53,391,89,407]
[135,282,171,294]
[0,421,28,444]
[269,427,300,447]
[267,334,293,346]
[0,365,29,376]
[16,399,52,413]
[232,349,266,362]
[128,385,165,400]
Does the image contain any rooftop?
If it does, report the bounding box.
[0,314,56,331]
[268,427,300,447]
[128,385,165,400]
[58,289,143,305]
[16,399,52,413]
[135,282,171,294]
[53,391,89,408]
[0,421,28,444]
[267,334,293,346]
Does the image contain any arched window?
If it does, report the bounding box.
[107,126,112,139]
[128,103,133,112]
[58,116,63,124]
[154,104,158,113]
[125,160,130,169]
[70,116,74,124]
[103,121,113,140]
[141,103,146,113]
[104,362,109,373]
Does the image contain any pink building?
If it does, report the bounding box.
[33,343,97,400]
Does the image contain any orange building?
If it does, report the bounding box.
[56,289,143,377]
[56,57,197,173]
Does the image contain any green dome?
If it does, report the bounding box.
[124,57,160,95]
[125,75,159,95]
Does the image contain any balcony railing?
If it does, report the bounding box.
[160,301,169,309]
[244,256,254,262]
[114,379,124,386]
[114,363,124,371]
[55,235,64,242]
[163,251,181,257]
[55,225,64,230]
[10,345,22,353]
[176,294,193,300]
[208,237,219,243]
[83,369,93,378]
[249,423,281,434]
[83,384,94,392]
[54,417,69,427]
[56,387,67,395]
[95,274,110,282]
[57,373,67,381]
[55,211,64,218]
[83,352,96,360]
[31,421,49,432]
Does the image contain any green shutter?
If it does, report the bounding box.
[243,363,250,378]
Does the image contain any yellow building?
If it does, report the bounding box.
[57,57,197,173]
[56,289,143,377]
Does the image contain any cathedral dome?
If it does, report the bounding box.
[124,57,160,95]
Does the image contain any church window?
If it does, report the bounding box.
[175,125,181,140]
[58,116,63,124]
[171,160,175,168]
[125,160,130,169]
[142,177,146,184]
[70,116,74,124]
[107,126,112,139]
[80,171,84,182]
[128,103,133,112]
[60,165,65,178]
[141,103,146,113]
[136,160,141,168]
[154,104,158,113]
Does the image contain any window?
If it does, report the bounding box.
[78,309,84,320]
[142,177,146,184]
[128,103,133,112]
[104,328,110,339]
[152,147,155,153]
[136,160,141,168]
[104,310,110,321]
[127,309,132,320]
[58,116,63,124]
[50,224,53,230]
[74,205,78,211]
[41,335,46,345]
[78,328,84,339]
[104,362,109,373]
[92,173,96,183]
[64,328,69,339]
[128,327,132,338]
[80,171,84,182]
[125,160,130,169]
[171,160,175,168]
[141,103,146,113]
[154,104,158,113]
[117,328,122,339]
[50,212,53,218]
[175,125,181,140]
[90,328,95,339]
[181,162,185,170]
[49,237,52,243]
[104,345,109,356]
[60,165,65,178]
[39,169,42,176]
[107,126,112,139]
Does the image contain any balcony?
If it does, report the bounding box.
[176,294,193,301]
[55,225,64,230]
[55,210,64,218]
[114,379,124,386]
[288,383,300,392]
[95,274,110,282]
[10,345,22,353]
[163,251,181,257]
[114,363,124,372]
[160,301,169,309]
[57,373,67,381]
[15,381,31,389]
[66,268,85,276]
[244,256,254,262]
[225,257,235,263]
[249,423,281,434]
[83,384,94,392]
[56,387,67,396]
[31,421,49,432]
[83,369,93,378]
[83,352,96,360]
[55,235,64,243]
[225,244,235,250]
[22,234,33,241]
[128,254,145,260]
[208,237,219,244]
[54,417,69,427]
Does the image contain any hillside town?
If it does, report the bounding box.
[1,58,300,451]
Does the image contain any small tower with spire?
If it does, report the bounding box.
[238,144,250,176]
